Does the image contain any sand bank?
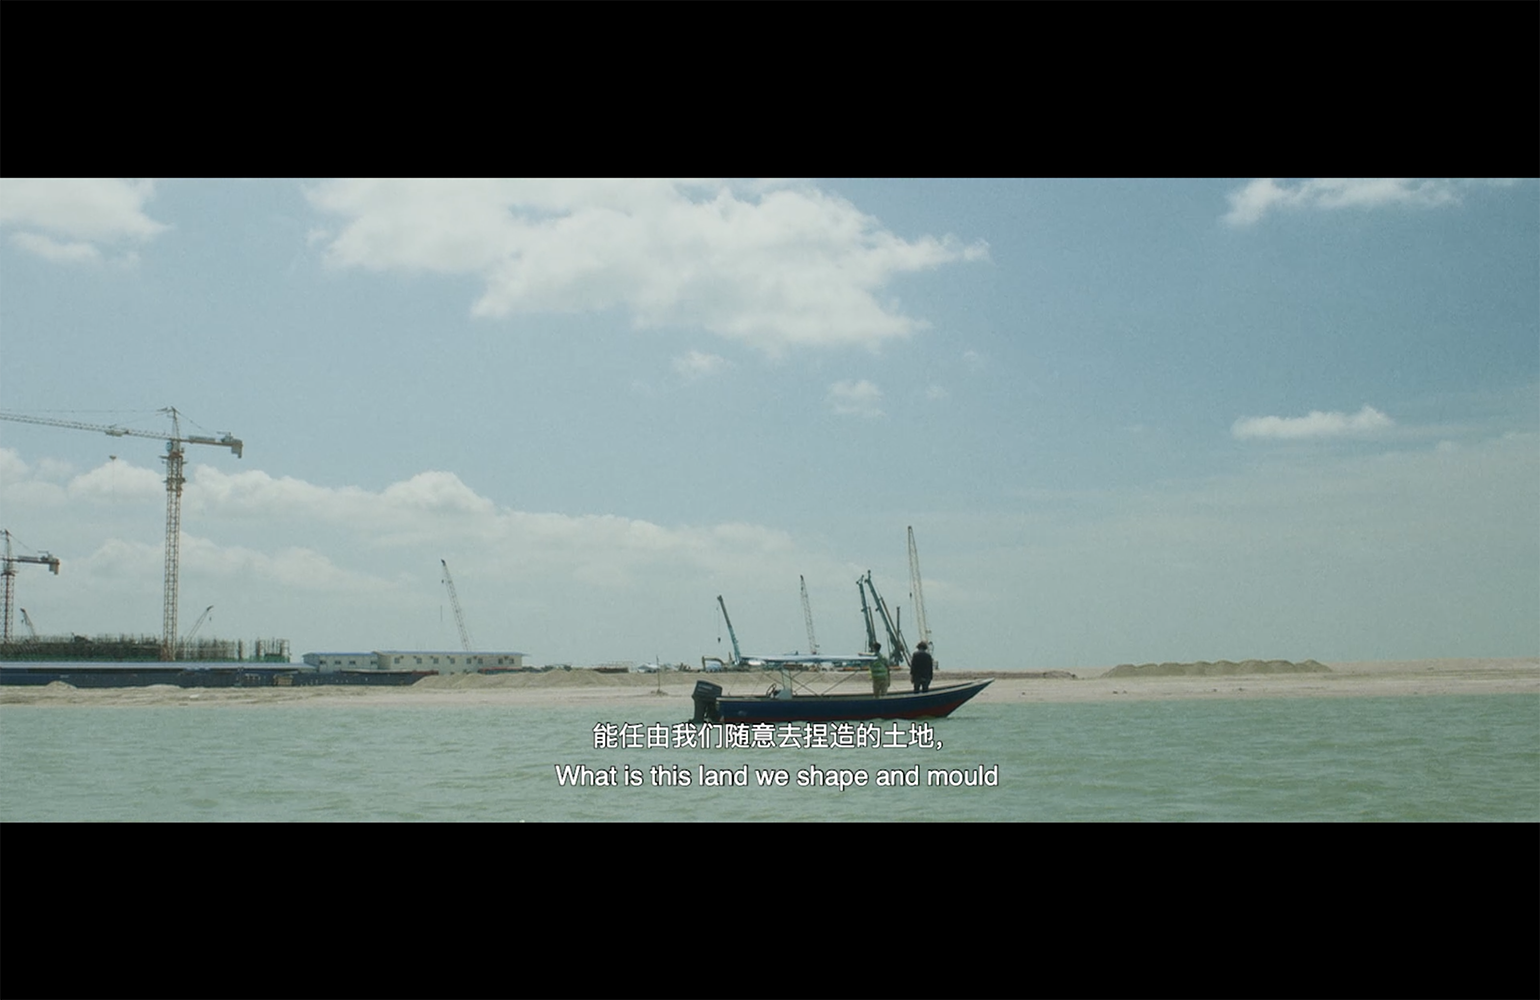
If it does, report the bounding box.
[1,657,1534,709]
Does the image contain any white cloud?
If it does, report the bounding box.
[827,379,884,418]
[673,350,730,382]
[180,537,394,593]
[1232,405,1395,440]
[0,179,169,262]
[68,459,164,502]
[379,470,497,515]
[36,458,76,482]
[926,385,949,401]
[174,464,800,587]
[1222,178,1494,226]
[305,179,988,355]
[8,232,101,264]
[82,536,160,581]
[0,447,28,481]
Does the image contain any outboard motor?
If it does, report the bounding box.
[691,680,723,724]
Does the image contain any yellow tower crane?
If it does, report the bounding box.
[2,530,60,647]
[0,408,243,661]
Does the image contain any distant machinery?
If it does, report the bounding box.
[716,594,744,667]
[800,574,818,655]
[907,526,932,656]
[1,530,60,646]
[441,559,474,652]
[0,408,243,660]
[19,608,39,640]
[858,570,909,668]
[180,605,214,659]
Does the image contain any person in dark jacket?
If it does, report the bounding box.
[910,640,934,693]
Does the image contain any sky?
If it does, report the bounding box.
[0,178,1535,669]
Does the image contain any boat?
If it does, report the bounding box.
[694,591,989,722]
[691,677,991,724]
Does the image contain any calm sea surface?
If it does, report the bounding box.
[1,694,1535,821]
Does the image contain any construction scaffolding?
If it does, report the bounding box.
[1,634,290,663]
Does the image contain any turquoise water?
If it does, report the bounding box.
[1,694,1535,821]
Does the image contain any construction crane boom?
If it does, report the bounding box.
[715,595,744,666]
[0,410,243,457]
[441,560,474,652]
[19,608,39,639]
[860,570,909,668]
[2,530,61,646]
[799,575,818,655]
[857,575,879,656]
[907,526,931,654]
[0,408,243,660]
[181,604,214,658]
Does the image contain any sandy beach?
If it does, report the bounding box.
[2,657,1534,709]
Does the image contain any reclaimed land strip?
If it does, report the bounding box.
[1103,659,1330,678]
[2,658,1535,707]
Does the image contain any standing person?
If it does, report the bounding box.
[869,641,890,697]
[910,640,934,693]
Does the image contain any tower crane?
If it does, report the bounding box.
[2,530,60,646]
[440,559,474,652]
[799,575,818,655]
[907,526,931,656]
[0,409,243,660]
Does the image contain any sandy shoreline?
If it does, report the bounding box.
[1,657,1534,709]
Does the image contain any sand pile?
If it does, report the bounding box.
[1104,659,1330,678]
[413,669,667,690]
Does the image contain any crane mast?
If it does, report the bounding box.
[799,575,818,655]
[2,530,61,647]
[0,408,243,660]
[907,526,931,654]
[440,560,474,652]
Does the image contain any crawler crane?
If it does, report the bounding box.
[800,575,819,655]
[441,560,474,652]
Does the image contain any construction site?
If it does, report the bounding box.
[1,631,292,663]
[0,408,292,665]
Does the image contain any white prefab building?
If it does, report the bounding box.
[302,650,526,673]
[303,652,378,671]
